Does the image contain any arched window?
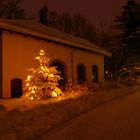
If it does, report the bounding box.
[92,65,98,82]
[11,78,22,98]
[51,60,67,88]
[77,64,86,84]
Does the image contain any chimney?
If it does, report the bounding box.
[39,5,48,25]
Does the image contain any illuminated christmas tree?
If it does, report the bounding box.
[22,49,62,100]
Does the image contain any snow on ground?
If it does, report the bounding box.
[42,89,140,140]
[0,85,140,140]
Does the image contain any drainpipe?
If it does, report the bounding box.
[71,49,78,83]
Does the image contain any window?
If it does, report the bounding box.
[92,65,98,82]
[51,60,67,88]
[77,64,86,84]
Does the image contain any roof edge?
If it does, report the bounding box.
[0,20,111,57]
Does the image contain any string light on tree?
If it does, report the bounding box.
[22,49,62,100]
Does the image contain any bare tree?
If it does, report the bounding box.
[47,11,62,29]
[0,0,32,19]
[46,11,97,43]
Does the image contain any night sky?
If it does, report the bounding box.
[22,0,140,30]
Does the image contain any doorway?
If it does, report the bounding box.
[11,78,22,98]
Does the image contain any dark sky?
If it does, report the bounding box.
[22,0,140,30]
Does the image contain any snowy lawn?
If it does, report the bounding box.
[0,85,140,140]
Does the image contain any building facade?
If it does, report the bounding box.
[0,19,111,98]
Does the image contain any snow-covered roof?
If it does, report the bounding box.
[0,19,111,56]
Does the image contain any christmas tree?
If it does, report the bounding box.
[22,49,62,100]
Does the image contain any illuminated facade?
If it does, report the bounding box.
[0,19,111,98]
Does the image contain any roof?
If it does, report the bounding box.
[0,19,111,56]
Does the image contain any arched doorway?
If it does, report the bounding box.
[51,60,67,88]
[92,65,98,82]
[11,78,22,98]
[77,64,86,84]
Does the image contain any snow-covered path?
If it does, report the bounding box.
[41,91,140,140]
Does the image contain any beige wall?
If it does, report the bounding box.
[73,50,104,83]
[2,30,104,98]
[0,30,2,98]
